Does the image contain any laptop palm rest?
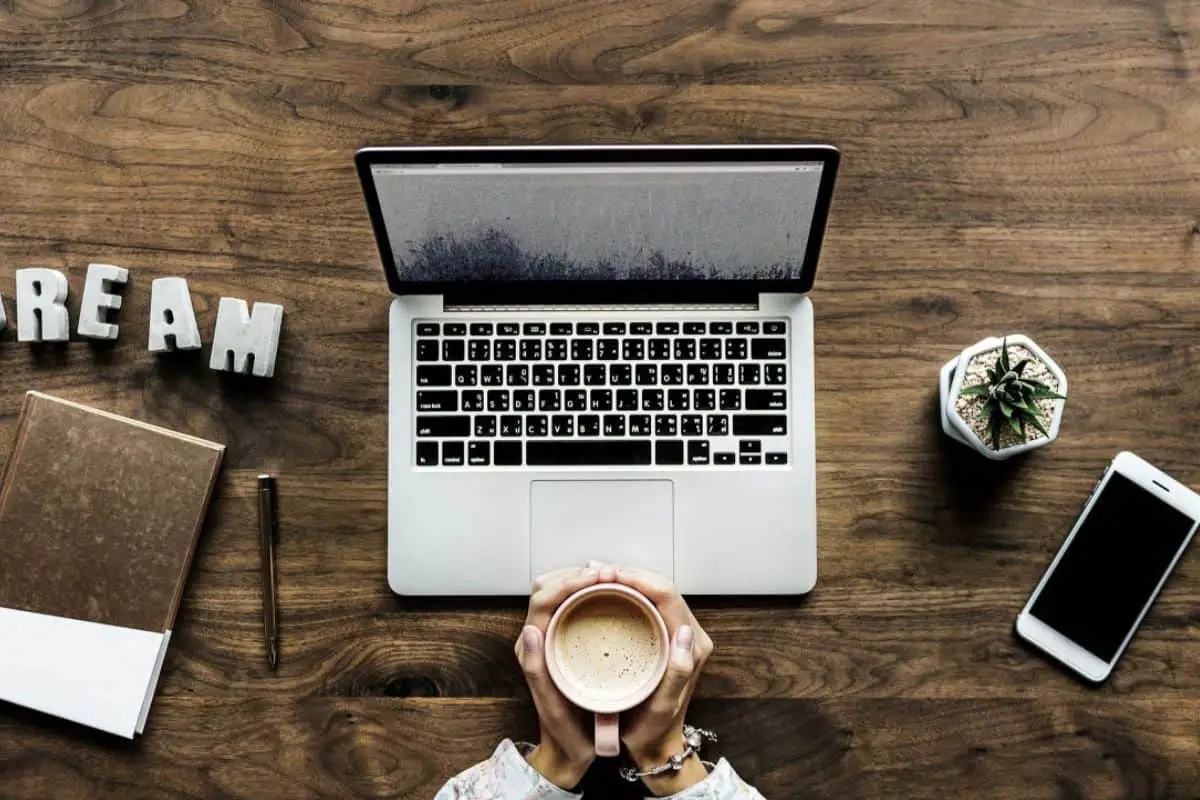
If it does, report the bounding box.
[530,480,675,580]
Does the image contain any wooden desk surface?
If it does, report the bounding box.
[0,1,1197,797]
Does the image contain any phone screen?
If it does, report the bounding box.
[1029,472,1196,662]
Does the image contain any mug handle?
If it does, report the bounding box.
[595,712,620,757]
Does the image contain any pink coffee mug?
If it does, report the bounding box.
[544,583,670,757]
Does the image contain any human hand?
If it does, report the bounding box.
[516,564,613,788]
[614,566,714,795]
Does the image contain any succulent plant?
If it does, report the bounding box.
[960,338,1066,449]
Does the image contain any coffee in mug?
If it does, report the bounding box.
[545,583,670,757]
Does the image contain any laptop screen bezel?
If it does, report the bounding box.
[354,144,840,304]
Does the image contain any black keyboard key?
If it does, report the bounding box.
[642,389,664,411]
[550,322,573,335]
[462,391,484,412]
[416,340,439,362]
[739,454,762,465]
[443,323,467,336]
[527,415,549,437]
[533,365,556,386]
[629,414,651,435]
[598,339,619,360]
[470,323,493,336]
[617,389,639,411]
[558,364,581,386]
[681,415,703,436]
[734,415,787,436]
[648,339,671,360]
[417,416,470,437]
[662,364,684,385]
[584,364,607,386]
[528,440,651,466]
[481,365,504,386]
[495,339,517,361]
[694,389,716,410]
[714,452,735,465]
[765,364,787,384]
[668,389,690,410]
[416,441,437,466]
[572,339,594,361]
[417,391,457,412]
[752,339,787,359]
[610,364,633,385]
[656,322,679,335]
[524,322,546,336]
[578,415,601,436]
[687,364,709,385]
[506,364,529,386]
[468,441,490,466]
[455,365,478,386]
[683,322,706,335]
[656,440,684,465]
[766,453,788,464]
[603,322,626,335]
[546,339,569,360]
[674,339,696,360]
[738,364,760,385]
[711,322,733,334]
[576,322,600,335]
[636,364,658,385]
[747,389,787,410]
[443,340,465,361]
[699,338,721,360]
[737,321,759,335]
[512,390,536,412]
[494,441,522,465]
[623,339,645,360]
[603,415,626,437]
[590,389,613,411]
[442,441,465,466]
[500,415,522,437]
[416,323,439,336]
[713,364,736,385]
[630,322,653,335]
[719,389,742,410]
[740,440,762,453]
[688,440,710,464]
[724,339,747,360]
[564,390,587,411]
[487,390,510,412]
[498,323,520,336]
[655,414,677,436]
[551,415,574,436]
[539,389,562,412]
[707,414,729,436]
[520,340,542,361]
[764,321,786,335]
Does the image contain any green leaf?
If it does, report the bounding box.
[990,417,1004,449]
[1027,413,1050,438]
[987,367,998,384]
[998,399,1014,418]
[1032,388,1067,401]
[1022,378,1050,390]
[1000,339,1011,373]
[1008,415,1023,437]
[960,385,991,397]
[1017,416,1026,437]
[1014,359,1030,376]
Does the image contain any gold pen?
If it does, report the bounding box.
[258,474,279,669]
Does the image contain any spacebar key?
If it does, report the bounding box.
[527,440,652,466]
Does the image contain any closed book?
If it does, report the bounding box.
[0,391,224,737]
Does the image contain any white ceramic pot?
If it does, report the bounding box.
[939,334,1068,460]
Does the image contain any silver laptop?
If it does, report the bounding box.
[355,144,840,595]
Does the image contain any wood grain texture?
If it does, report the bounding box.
[1,0,1199,797]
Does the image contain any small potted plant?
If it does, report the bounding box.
[939,335,1067,460]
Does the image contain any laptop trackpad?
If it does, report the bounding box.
[530,480,675,580]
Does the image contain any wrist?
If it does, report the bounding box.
[638,753,709,797]
[526,741,589,790]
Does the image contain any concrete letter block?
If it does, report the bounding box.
[77,263,129,340]
[16,268,70,342]
[148,277,202,351]
[209,297,283,377]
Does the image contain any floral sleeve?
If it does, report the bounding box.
[434,740,581,800]
[651,758,767,800]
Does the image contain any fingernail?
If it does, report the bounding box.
[676,625,694,651]
[523,626,540,654]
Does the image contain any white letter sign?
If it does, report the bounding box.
[148,277,202,352]
[209,297,283,377]
[77,263,129,340]
[15,268,70,342]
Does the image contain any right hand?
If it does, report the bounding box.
[516,564,611,788]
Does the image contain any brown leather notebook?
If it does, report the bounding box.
[0,391,224,635]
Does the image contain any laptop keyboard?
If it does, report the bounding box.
[412,319,789,468]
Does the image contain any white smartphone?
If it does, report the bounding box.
[1015,451,1200,683]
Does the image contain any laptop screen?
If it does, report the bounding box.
[364,158,832,288]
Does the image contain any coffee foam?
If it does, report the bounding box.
[554,594,662,701]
